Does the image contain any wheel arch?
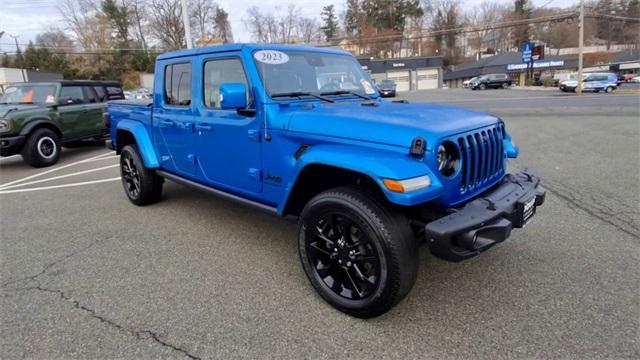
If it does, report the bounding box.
[282,164,386,217]
[279,144,443,216]
[19,119,63,139]
[115,119,159,168]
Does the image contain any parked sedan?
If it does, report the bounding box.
[378,79,397,97]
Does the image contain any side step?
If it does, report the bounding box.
[156,170,278,215]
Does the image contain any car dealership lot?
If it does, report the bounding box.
[1,90,638,359]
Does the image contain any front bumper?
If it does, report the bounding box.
[424,168,545,262]
[0,135,26,156]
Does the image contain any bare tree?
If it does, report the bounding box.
[466,1,509,56]
[58,0,109,50]
[243,5,302,43]
[128,0,149,51]
[297,17,321,44]
[148,0,185,50]
[190,0,216,42]
[36,28,75,49]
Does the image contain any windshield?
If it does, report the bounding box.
[380,80,394,86]
[0,85,57,105]
[254,50,377,98]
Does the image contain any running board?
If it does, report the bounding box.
[156,170,278,215]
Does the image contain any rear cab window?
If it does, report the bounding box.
[164,62,192,106]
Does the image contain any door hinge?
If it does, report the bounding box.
[248,168,261,181]
[248,129,260,142]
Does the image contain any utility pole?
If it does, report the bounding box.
[10,34,26,82]
[576,0,584,95]
[180,0,193,49]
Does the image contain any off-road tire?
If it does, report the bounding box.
[298,186,418,318]
[120,144,163,206]
[21,128,61,167]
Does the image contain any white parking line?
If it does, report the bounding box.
[0,164,119,190]
[0,151,115,189]
[0,178,121,194]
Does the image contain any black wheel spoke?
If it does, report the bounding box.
[353,263,376,285]
[315,232,334,247]
[344,268,363,299]
[355,255,377,262]
[309,241,332,257]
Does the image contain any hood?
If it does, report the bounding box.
[285,100,500,148]
[0,104,41,118]
[562,80,578,86]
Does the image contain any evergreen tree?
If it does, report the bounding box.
[321,5,339,42]
[513,0,531,48]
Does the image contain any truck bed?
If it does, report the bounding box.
[107,100,153,141]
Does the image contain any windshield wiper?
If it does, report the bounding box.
[271,91,334,103]
[320,90,372,101]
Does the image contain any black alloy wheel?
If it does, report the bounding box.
[120,145,163,205]
[298,186,418,318]
[121,150,141,199]
[305,212,381,301]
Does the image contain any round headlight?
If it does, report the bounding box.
[0,120,10,133]
[437,141,460,177]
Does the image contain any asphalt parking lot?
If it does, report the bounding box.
[1,88,639,359]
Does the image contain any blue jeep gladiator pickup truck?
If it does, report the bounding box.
[107,44,545,318]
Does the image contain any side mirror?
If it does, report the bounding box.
[219,83,247,110]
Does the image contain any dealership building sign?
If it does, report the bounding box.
[506,60,565,71]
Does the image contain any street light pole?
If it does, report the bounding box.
[10,34,26,82]
[576,0,584,95]
[180,0,193,49]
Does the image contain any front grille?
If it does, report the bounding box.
[456,124,505,194]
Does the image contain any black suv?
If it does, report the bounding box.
[470,74,512,90]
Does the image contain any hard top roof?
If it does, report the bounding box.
[10,80,121,86]
[157,43,352,61]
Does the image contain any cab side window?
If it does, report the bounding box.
[164,62,192,106]
[203,58,251,109]
[59,86,86,105]
[106,86,124,100]
[83,86,98,103]
[94,86,107,102]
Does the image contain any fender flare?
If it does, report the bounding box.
[280,144,443,212]
[116,119,159,168]
[19,119,63,137]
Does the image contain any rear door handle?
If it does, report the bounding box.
[195,123,213,131]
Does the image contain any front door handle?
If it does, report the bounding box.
[195,123,213,131]
[160,119,174,126]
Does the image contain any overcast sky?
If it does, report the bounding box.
[0,0,579,53]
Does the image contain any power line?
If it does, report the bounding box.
[324,12,579,46]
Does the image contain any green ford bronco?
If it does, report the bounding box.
[0,80,124,167]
